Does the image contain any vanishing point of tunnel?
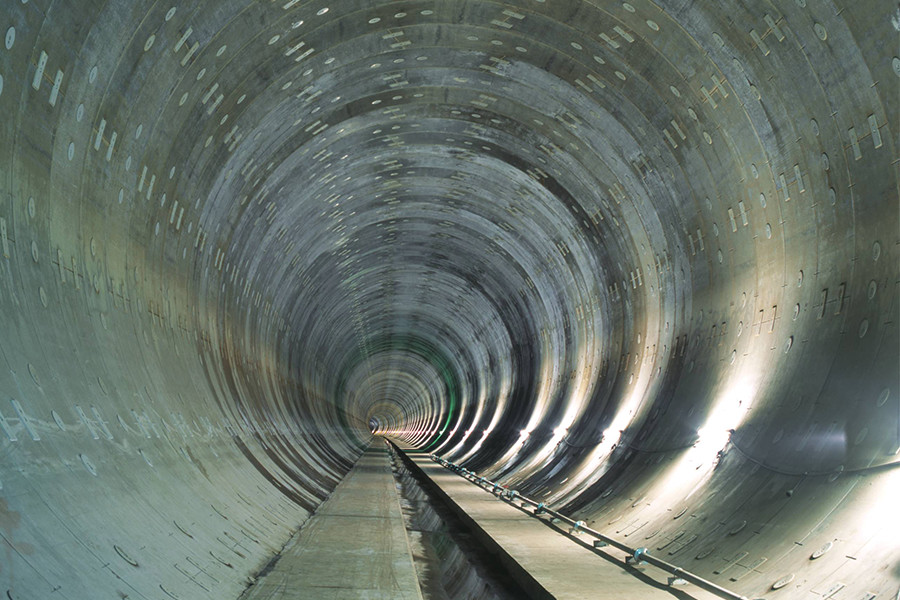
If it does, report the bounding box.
[0,0,897,599]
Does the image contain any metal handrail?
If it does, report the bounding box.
[430,454,754,600]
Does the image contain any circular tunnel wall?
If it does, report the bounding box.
[0,1,897,598]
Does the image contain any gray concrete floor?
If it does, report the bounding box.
[240,444,424,600]
[405,451,724,600]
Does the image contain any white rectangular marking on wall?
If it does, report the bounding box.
[285,41,305,56]
[106,131,117,161]
[138,166,147,192]
[49,69,64,106]
[201,82,219,104]
[671,120,686,140]
[696,229,705,251]
[587,74,606,89]
[180,41,199,66]
[793,165,805,192]
[295,47,315,62]
[94,119,106,150]
[169,201,179,224]
[848,127,862,160]
[613,26,634,43]
[174,27,193,52]
[779,173,790,201]
[749,30,769,56]
[700,86,717,109]
[146,174,156,200]
[663,128,678,149]
[207,94,224,114]
[710,76,727,99]
[764,15,785,41]
[867,114,882,148]
[599,33,620,49]
[738,201,749,225]
[728,208,737,232]
[32,51,49,90]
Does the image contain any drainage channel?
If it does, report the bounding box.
[387,445,530,600]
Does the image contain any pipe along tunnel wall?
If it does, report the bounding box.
[0,0,897,598]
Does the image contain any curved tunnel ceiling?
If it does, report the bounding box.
[0,0,897,598]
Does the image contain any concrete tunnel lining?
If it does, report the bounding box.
[0,0,897,598]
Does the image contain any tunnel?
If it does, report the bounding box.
[0,0,897,598]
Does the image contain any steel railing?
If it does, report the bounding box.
[429,454,756,600]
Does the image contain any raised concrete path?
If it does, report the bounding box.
[396,445,724,600]
[240,444,423,600]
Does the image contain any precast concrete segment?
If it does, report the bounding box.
[399,447,722,600]
[0,0,896,599]
[240,445,424,600]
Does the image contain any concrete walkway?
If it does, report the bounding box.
[240,444,423,600]
[400,447,723,600]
